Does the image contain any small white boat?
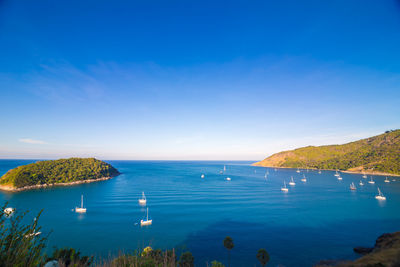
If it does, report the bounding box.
[296,168,300,173]
[375,187,386,200]
[274,168,277,171]
[318,169,322,174]
[362,172,367,179]
[281,181,289,192]
[359,180,364,186]
[201,174,205,179]
[140,207,152,226]
[384,177,390,183]
[75,195,87,213]
[301,174,307,182]
[337,175,343,180]
[138,192,147,205]
[289,176,296,186]
[368,177,375,184]
[226,177,231,181]
[334,170,340,177]
[223,165,226,172]
[393,179,396,182]
[4,207,14,216]
[350,182,356,190]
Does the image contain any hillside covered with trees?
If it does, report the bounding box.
[0,158,120,189]
[253,130,400,175]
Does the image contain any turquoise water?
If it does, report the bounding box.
[1,160,400,266]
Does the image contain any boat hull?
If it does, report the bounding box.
[140,219,152,226]
[75,208,87,213]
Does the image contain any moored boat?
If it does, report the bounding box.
[139,191,147,205]
[75,195,87,213]
[140,207,152,226]
[375,187,386,200]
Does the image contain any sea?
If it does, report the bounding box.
[1,160,399,266]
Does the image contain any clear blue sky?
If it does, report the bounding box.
[1,0,400,160]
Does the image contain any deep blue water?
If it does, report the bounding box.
[1,160,400,266]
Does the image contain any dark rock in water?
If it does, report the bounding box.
[314,259,352,267]
[353,247,373,255]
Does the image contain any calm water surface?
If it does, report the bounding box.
[1,160,400,266]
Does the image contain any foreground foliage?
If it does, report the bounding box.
[0,158,120,188]
[0,203,46,267]
[254,130,400,175]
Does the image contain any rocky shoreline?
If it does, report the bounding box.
[0,176,114,192]
[315,231,400,266]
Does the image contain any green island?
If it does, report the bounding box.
[253,129,400,176]
[0,158,120,191]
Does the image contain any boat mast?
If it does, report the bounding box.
[81,195,84,209]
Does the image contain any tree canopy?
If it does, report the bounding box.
[0,158,120,188]
[254,130,400,175]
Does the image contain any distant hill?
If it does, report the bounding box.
[0,158,120,191]
[253,130,400,176]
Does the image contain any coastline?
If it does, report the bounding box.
[0,176,115,192]
[252,164,400,177]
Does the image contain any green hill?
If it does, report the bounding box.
[253,129,400,175]
[0,158,120,190]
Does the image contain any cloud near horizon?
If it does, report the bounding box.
[19,138,48,145]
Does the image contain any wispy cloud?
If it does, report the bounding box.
[19,138,48,145]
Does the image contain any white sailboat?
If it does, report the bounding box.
[75,195,87,213]
[350,182,356,190]
[301,174,307,182]
[3,207,14,216]
[138,192,147,205]
[140,207,152,226]
[368,177,375,184]
[281,181,289,192]
[318,169,322,174]
[362,172,367,179]
[337,175,343,180]
[334,170,340,177]
[264,172,268,180]
[223,165,226,172]
[359,180,364,186]
[201,174,205,179]
[289,176,296,186]
[375,188,386,200]
[384,177,390,183]
[296,168,300,173]
[226,177,231,181]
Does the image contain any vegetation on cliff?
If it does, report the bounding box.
[0,158,120,189]
[254,130,400,175]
